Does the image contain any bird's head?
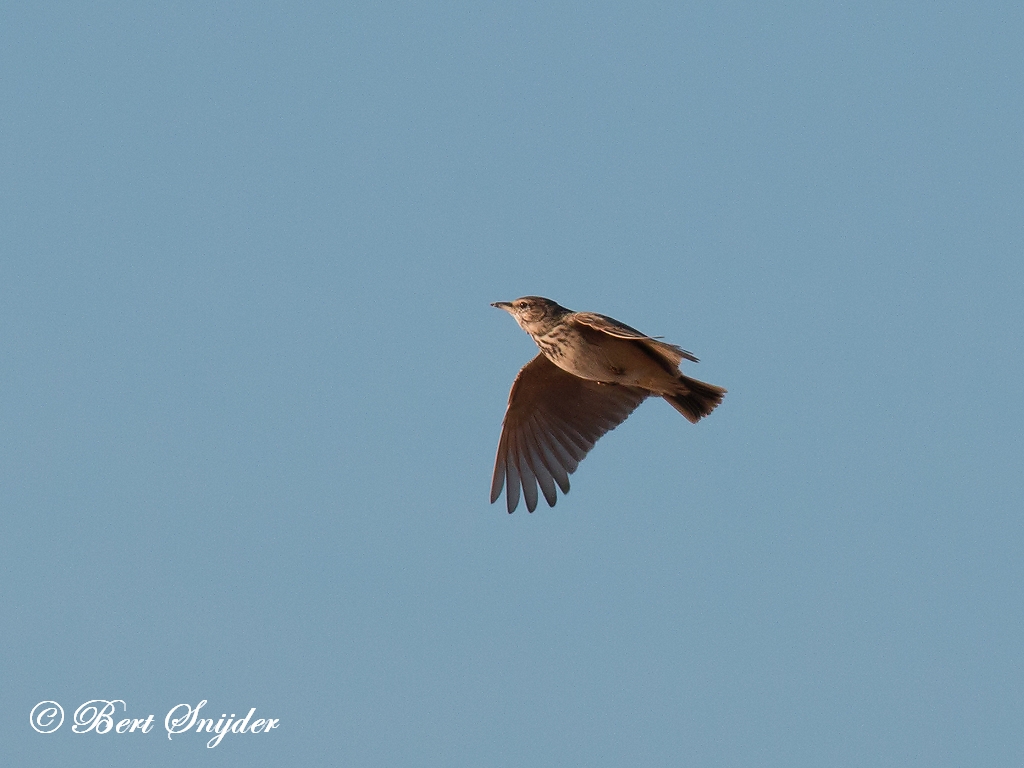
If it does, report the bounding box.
[492,296,571,336]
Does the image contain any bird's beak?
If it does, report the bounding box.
[491,301,514,313]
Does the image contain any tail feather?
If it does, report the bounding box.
[664,375,727,424]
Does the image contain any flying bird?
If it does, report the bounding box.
[490,296,726,513]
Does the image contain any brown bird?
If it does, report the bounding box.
[491,296,726,513]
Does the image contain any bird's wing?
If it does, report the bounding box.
[572,312,699,364]
[491,354,648,513]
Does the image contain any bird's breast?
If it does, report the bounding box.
[533,328,627,382]
[534,327,681,392]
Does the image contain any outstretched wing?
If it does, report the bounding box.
[491,354,649,513]
[572,312,699,364]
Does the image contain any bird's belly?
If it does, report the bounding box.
[553,351,616,382]
[541,333,677,391]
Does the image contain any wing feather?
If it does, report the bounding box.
[523,417,559,507]
[491,354,648,513]
[572,312,699,364]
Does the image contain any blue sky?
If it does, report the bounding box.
[3,1,1023,765]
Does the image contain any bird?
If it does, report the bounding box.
[490,296,726,513]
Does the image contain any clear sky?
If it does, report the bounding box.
[3,1,1023,765]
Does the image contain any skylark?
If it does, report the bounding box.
[491,296,725,513]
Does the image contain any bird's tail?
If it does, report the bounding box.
[664,375,727,424]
